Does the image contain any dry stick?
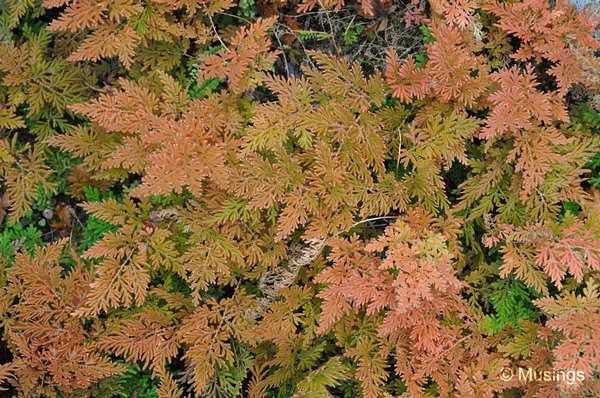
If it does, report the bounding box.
[343,14,357,41]
[348,215,398,231]
[323,10,341,55]
[274,23,318,70]
[206,10,229,51]
[273,29,291,79]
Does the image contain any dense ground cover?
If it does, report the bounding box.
[0,0,598,397]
